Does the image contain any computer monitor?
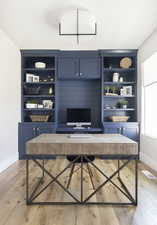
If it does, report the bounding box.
[67,108,91,127]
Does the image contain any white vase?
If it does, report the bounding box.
[113,73,120,82]
[123,105,127,109]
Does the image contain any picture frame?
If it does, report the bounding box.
[120,88,126,96]
[42,100,53,109]
[124,86,132,96]
[120,86,132,96]
[26,73,34,83]
[33,75,40,83]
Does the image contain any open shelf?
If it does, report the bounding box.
[23,82,55,85]
[104,108,135,111]
[24,95,55,98]
[104,82,135,85]
[104,68,135,72]
[24,108,55,111]
[104,95,135,98]
[23,68,55,71]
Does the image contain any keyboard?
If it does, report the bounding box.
[68,134,93,138]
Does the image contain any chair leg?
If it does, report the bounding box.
[67,164,75,189]
[87,164,95,190]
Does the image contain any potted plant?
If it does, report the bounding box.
[104,86,110,95]
[118,100,128,109]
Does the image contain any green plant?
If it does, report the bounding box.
[119,100,128,105]
[104,86,110,93]
[27,100,38,104]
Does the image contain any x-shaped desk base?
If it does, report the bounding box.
[26,155,138,205]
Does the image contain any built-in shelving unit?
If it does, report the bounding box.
[101,50,137,123]
[19,49,139,160]
[21,52,57,123]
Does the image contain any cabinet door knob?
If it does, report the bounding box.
[76,73,79,76]
[118,127,122,133]
[80,73,83,76]
[33,127,36,135]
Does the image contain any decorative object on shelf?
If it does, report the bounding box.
[124,86,132,96]
[109,116,130,122]
[29,115,49,122]
[104,105,111,109]
[120,86,132,96]
[104,86,110,95]
[33,75,40,83]
[118,100,128,109]
[24,86,40,95]
[48,87,53,95]
[25,100,38,109]
[35,62,46,68]
[112,72,120,82]
[37,104,44,109]
[119,77,124,82]
[42,100,53,109]
[26,103,38,109]
[120,57,132,69]
[26,73,34,83]
[48,75,54,82]
[59,8,97,44]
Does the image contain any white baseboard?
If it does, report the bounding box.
[140,152,157,172]
[0,155,18,174]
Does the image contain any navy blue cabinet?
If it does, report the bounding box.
[18,123,56,159]
[79,57,100,79]
[58,52,100,79]
[103,122,139,141]
[58,57,77,79]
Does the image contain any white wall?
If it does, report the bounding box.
[0,29,20,173]
[138,28,157,171]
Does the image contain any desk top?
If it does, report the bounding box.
[26,134,138,156]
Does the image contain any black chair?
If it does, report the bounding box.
[66,155,95,189]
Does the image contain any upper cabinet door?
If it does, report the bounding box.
[79,57,100,79]
[58,57,79,79]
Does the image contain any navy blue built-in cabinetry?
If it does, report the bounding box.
[103,122,139,141]
[18,49,139,159]
[18,123,56,159]
[58,51,100,79]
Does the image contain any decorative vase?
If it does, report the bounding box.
[113,73,120,82]
[122,105,127,109]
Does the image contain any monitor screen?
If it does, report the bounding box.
[67,108,91,123]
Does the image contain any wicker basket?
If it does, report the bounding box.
[109,116,130,122]
[24,86,40,95]
[30,115,49,122]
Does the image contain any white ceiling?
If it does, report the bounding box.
[0,0,157,49]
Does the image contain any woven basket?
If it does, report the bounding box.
[120,57,132,69]
[24,86,40,95]
[110,116,130,122]
[30,115,49,122]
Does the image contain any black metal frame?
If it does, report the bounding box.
[26,155,138,206]
[59,8,97,44]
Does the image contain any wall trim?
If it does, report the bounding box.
[0,154,18,174]
[140,152,157,172]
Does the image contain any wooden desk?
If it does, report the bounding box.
[26,134,138,206]
[26,133,138,157]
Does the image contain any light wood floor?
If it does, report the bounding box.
[0,158,157,225]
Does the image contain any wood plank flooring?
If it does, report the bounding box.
[0,159,157,225]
